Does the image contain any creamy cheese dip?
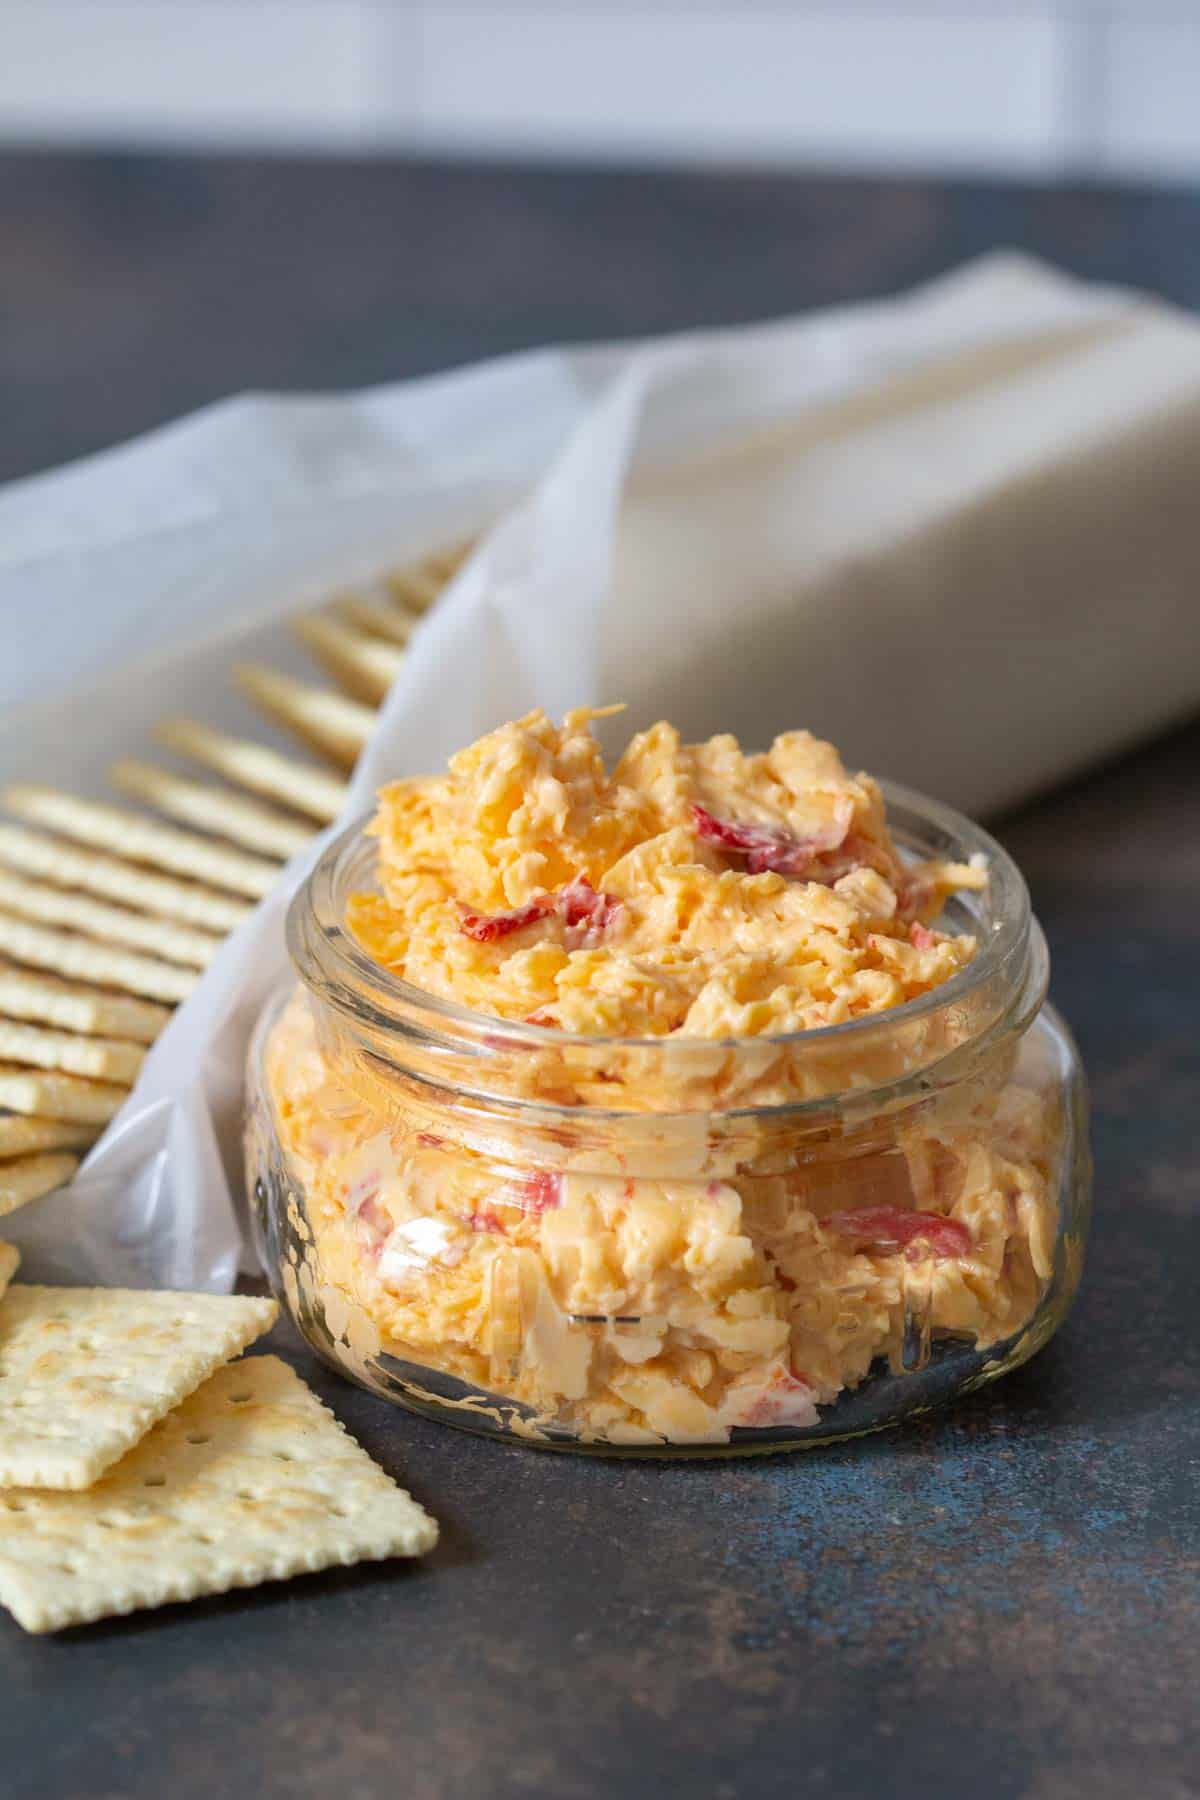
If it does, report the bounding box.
[262,710,1061,1447]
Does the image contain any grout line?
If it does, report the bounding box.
[1059,7,1109,170]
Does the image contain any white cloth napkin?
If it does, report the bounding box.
[2,251,1198,1288]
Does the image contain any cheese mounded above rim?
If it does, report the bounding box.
[347,707,987,1039]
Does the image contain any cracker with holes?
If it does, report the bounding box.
[0,915,196,1004]
[0,1064,128,1125]
[0,1020,144,1085]
[155,720,348,822]
[2,787,278,899]
[0,963,169,1043]
[0,1153,78,1218]
[0,824,252,934]
[0,1355,438,1632]
[0,870,221,968]
[111,760,314,860]
[234,664,375,768]
[0,1286,278,1489]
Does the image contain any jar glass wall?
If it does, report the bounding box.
[245,786,1090,1455]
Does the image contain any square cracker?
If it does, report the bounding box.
[0,1152,78,1217]
[0,1243,18,1297]
[293,614,405,705]
[0,1114,97,1158]
[0,1355,438,1632]
[0,823,251,935]
[111,760,314,860]
[0,962,169,1043]
[386,554,459,613]
[0,1020,144,1084]
[0,869,220,969]
[233,663,374,770]
[0,1285,278,1489]
[0,914,195,1004]
[333,591,420,648]
[0,1063,128,1125]
[154,720,347,823]
[2,786,278,900]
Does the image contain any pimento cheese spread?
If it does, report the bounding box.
[263,710,1059,1447]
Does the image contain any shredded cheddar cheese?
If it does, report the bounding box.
[263,711,1060,1449]
[348,709,985,1036]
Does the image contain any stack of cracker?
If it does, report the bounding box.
[0,543,468,1210]
[0,1244,437,1632]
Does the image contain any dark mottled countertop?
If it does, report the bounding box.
[0,152,1196,1800]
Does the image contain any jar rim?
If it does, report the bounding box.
[285,779,1039,1090]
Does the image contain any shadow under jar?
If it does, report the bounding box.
[246,783,1090,1455]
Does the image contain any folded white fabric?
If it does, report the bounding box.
[609,256,1200,814]
[2,250,1197,1288]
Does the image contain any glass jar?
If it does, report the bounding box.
[245,783,1090,1455]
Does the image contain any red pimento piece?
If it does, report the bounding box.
[557,877,621,938]
[690,803,852,879]
[909,921,936,952]
[469,1208,506,1234]
[416,1131,445,1148]
[736,1366,819,1428]
[826,1206,971,1260]
[354,1194,390,1258]
[460,878,621,946]
[517,1170,563,1213]
[460,895,557,942]
[691,804,808,874]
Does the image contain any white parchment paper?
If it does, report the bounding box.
[2,252,1199,1289]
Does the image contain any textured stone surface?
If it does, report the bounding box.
[0,152,1196,1799]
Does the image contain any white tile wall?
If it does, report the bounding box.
[0,1,1197,179]
[1102,17,1200,176]
[403,7,1073,168]
[0,1,382,146]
